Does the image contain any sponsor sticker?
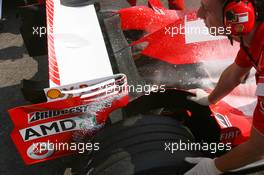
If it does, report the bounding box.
[27,142,55,160]
[44,74,127,102]
[8,74,129,164]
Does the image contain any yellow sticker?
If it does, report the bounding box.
[46,89,64,99]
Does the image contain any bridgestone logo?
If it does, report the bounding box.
[28,105,89,123]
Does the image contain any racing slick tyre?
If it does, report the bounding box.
[85,115,202,175]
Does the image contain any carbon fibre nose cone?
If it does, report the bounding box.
[60,0,96,7]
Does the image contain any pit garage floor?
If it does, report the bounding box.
[0,0,263,175]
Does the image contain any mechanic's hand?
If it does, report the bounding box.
[184,157,222,175]
[187,89,210,106]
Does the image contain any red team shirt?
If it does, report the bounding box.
[235,22,264,135]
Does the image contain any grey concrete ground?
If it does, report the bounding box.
[0,0,263,175]
[0,1,74,175]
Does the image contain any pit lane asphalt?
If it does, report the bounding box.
[0,0,263,175]
[0,1,70,175]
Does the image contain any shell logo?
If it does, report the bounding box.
[46,89,64,99]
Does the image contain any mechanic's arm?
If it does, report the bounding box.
[184,127,264,175]
[208,62,251,104]
[215,127,264,172]
[189,63,251,105]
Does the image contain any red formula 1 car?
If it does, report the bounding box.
[11,0,264,174]
[127,0,185,9]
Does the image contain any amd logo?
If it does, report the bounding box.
[20,116,86,141]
